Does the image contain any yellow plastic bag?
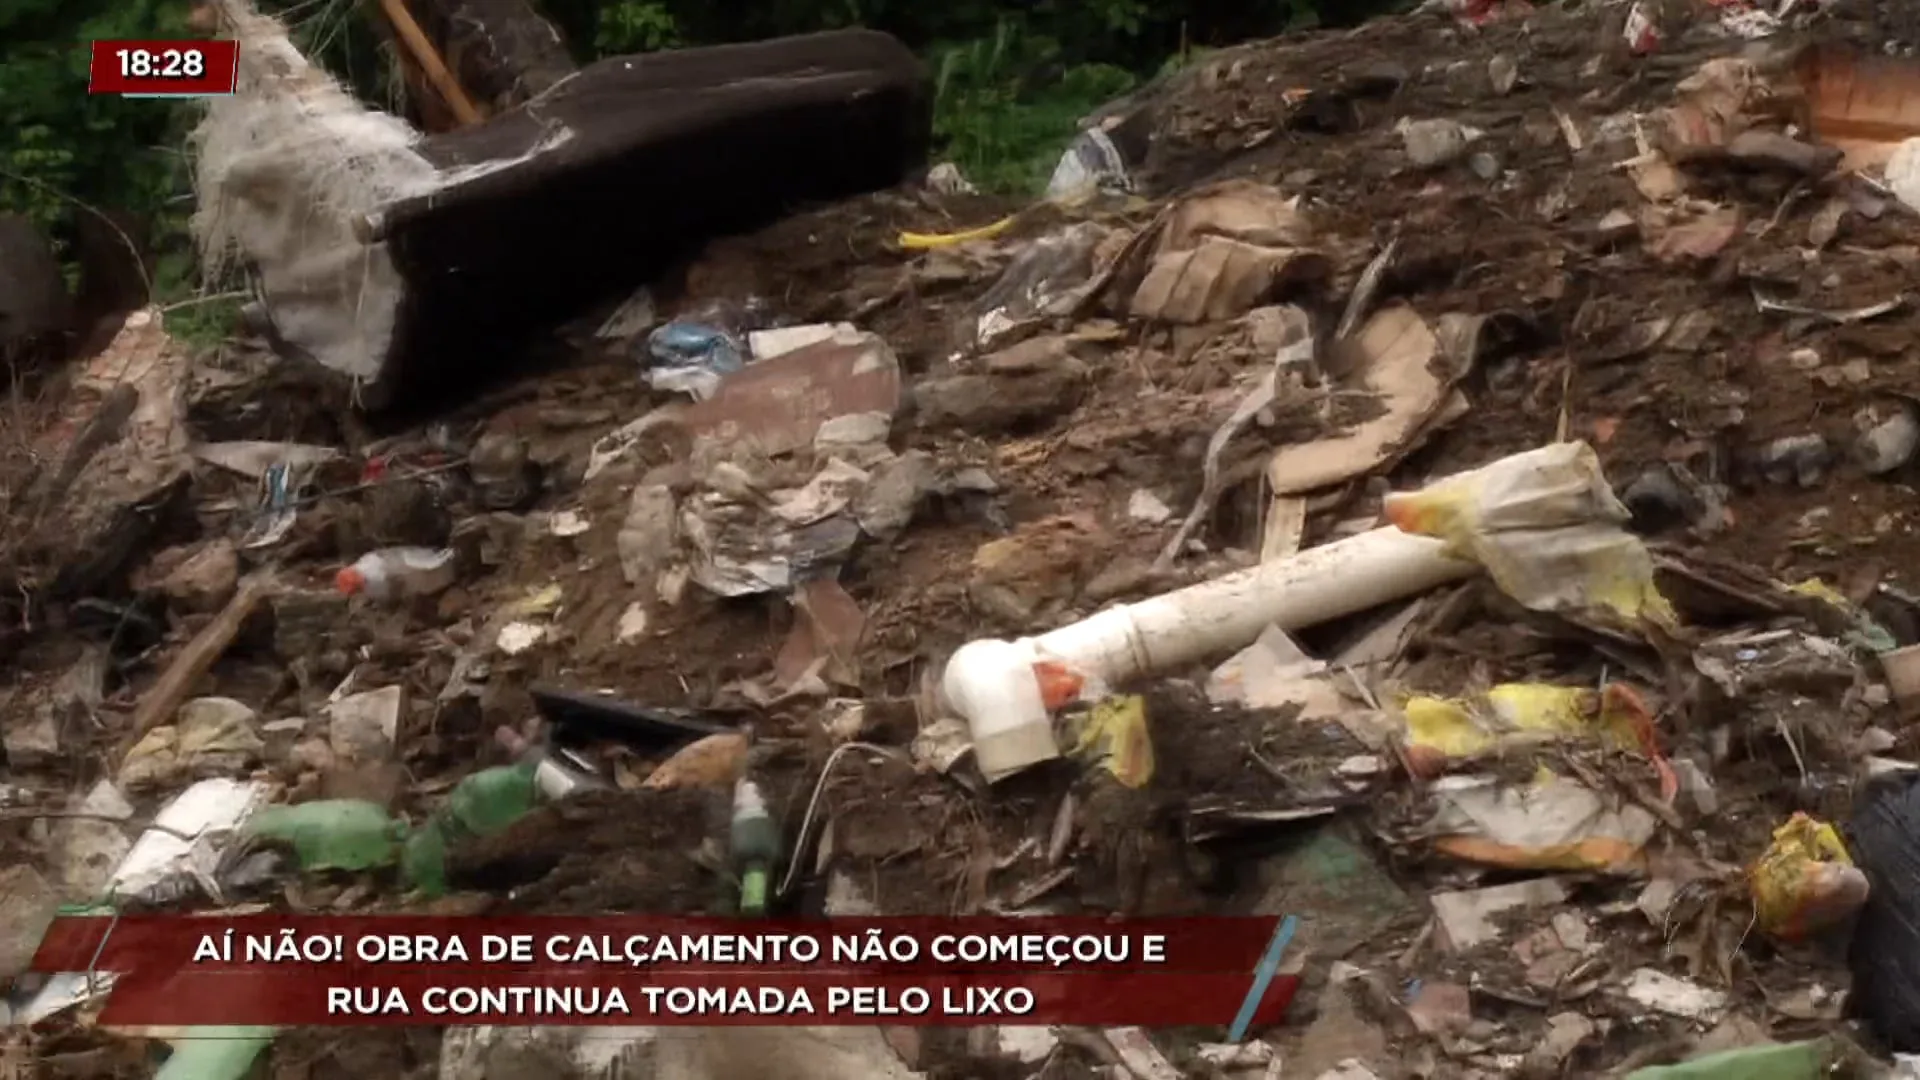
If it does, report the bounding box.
[1406,684,1598,758]
[1383,441,1677,631]
[1787,578,1897,652]
[1748,813,1870,940]
[1072,695,1155,788]
[1788,579,1851,608]
[1401,682,1677,801]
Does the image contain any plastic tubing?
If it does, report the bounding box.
[944,525,1477,781]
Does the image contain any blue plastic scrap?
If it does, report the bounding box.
[647,322,745,375]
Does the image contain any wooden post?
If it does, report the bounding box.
[118,573,275,763]
[376,0,485,127]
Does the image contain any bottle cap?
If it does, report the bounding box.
[733,777,767,815]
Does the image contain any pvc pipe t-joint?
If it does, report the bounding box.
[944,525,1477,781]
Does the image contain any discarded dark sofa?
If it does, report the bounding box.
[359,29,931,411]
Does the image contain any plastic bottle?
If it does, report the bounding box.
[528,746,609,800]
[402,758,541,895]
[495,721,612,800]
[1045,127,1130,203]
[154,1026,276,1080]
[335,547,458,601]
[729,777,780,916]
[245,799,407,871]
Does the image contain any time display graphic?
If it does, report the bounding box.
[88,40,240,97]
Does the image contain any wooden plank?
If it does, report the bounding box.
[118,573,276,762]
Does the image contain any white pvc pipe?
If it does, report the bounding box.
[945,525,1478,781]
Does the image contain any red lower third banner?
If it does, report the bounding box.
[32,915,1280,973]
[92,969,1300,1026]
[32,915,1304,1027]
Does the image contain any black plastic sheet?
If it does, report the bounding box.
[1846,770,1920,1049]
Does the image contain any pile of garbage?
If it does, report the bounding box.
[17,0,1920,1078]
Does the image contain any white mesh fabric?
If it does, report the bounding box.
[190,0,442,384]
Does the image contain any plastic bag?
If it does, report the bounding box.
[640,298,782,399]
[1401,681,1677,800]
[1426,770,1657,872]
[1748,812,1869,940]
[972,223,1109,346]
[1384,441,1678,630]
[1786,578,1897,651]
[1045,128,1131,203]
[1070,694,1155,788]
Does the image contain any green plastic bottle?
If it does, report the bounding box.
[400,818,451,896]
[404,759,540,895]
[447,759,540,835]
[245,800,405,872]
[1623,1038,1831,1079]
[154,1028,276,1080]
[730,777,780,916]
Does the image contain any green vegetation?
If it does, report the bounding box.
[926,27,1137,194]
[0,0,1400,337]
[1,0,198,288]
[0,0,394,337]
[558,0,1400,192]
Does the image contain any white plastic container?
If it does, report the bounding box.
[334,547,457,602]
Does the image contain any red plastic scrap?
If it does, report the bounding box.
[1625,2,1660,53]
[1447,0,1534,26]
